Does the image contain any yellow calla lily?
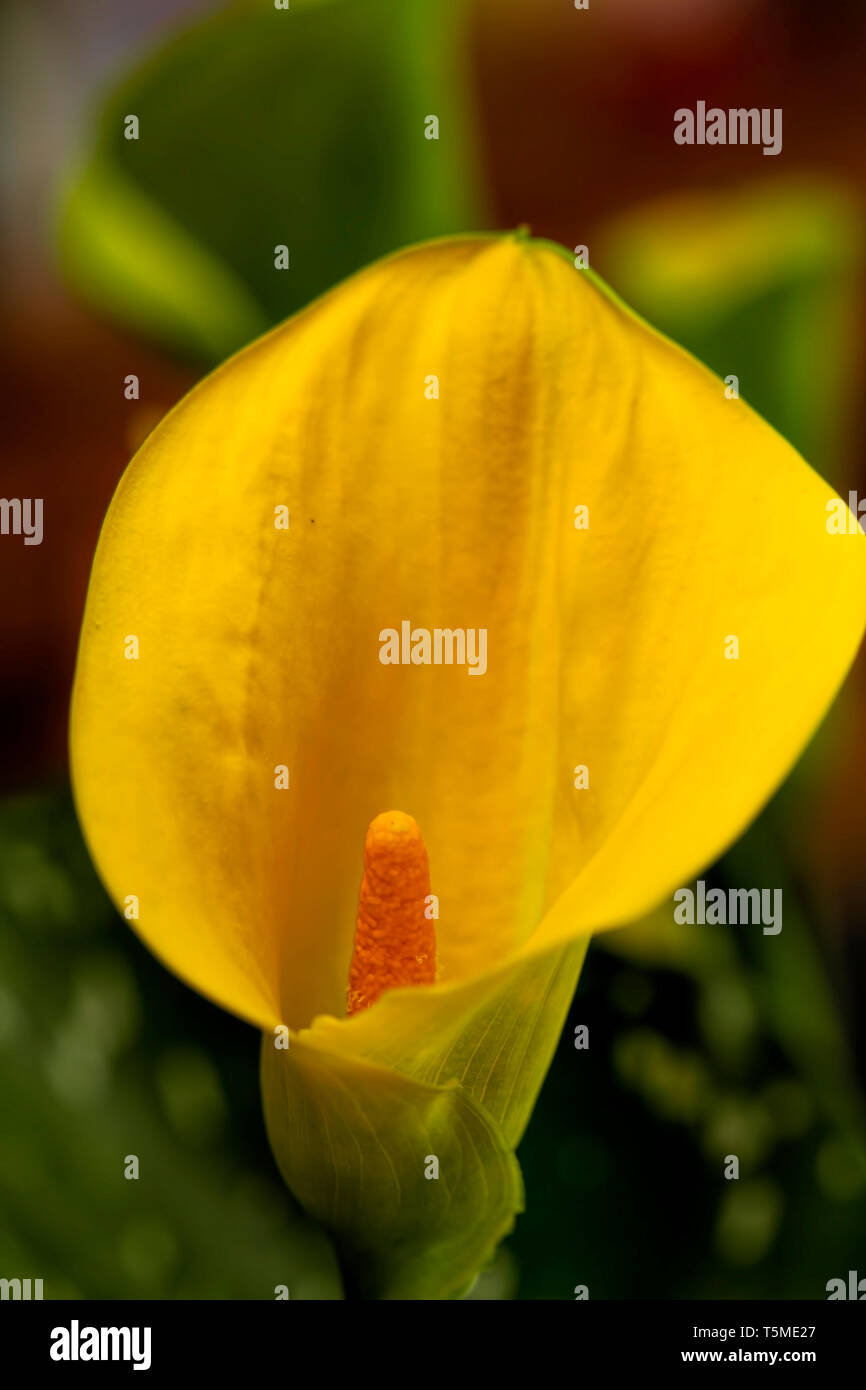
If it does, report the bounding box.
[71,233,866,1299]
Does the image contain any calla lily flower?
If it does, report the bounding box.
[71,233,866,1299]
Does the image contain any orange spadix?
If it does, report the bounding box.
[346,810,437,1016]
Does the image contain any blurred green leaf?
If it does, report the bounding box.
[0,793,344,1299]
[724,824,865,1141]
[58,0,485,363]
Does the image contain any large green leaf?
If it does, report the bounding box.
[58,0,484,363]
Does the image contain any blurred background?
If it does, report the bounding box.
[1,0,866,1298]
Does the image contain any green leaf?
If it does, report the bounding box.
[57,0,484,363]
[59,162,271,363]
[261,1033,524,1300]
[259,942,588,1298]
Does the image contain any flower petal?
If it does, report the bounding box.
[72,233,866,1037]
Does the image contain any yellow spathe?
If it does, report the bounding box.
[71,234,866,1296]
